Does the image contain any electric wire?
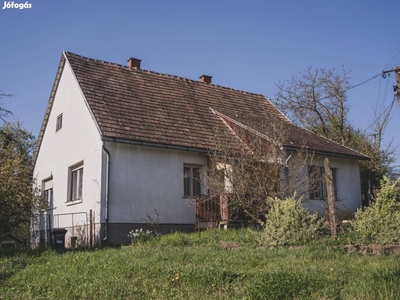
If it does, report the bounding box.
[360,95,396,135]
[346,74,381,92]
[306,73,382,104]
[383,50,400,70]
[377,76,383,106]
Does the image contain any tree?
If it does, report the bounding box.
[275,66,351,145]
[0,121,40,240]
[347,127,398,204]
[201,110,311,224]
[274,66,398,204]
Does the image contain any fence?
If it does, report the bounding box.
[32,210,99,248]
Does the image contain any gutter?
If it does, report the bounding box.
[102,141,111,241]
[101,137,209,153]
[283,146,369,161]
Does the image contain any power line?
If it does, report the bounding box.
[346,74,381,92]
[298,73,382,104]
[361,95,396,135]
[383,50,400,70]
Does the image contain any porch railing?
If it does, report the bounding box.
[195,195,229,227]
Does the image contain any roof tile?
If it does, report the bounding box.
[64,52,367,159]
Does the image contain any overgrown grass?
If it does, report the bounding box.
[1,229,400,299]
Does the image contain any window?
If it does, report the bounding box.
[184,165,202,197]
[43,178,53,208]
[69,163,83,202]
[308,166,337,200]
[56,114,63,131]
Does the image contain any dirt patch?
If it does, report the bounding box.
[345,244,400,255]
[220,242,240,250]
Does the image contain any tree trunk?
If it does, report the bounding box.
[324,158,338,237]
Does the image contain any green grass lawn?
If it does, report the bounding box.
[1,229,400,299]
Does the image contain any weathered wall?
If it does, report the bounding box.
[302,154,362,218]
[106,142,207,223]
[33,57,103,246]
[104,142,207,244]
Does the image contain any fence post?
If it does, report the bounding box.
[90,209,93,247]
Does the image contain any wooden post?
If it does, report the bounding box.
[89,209,93,247]
[324,158,338,237]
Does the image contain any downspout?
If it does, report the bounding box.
[284,154,292,178]
[102,141,111,241]
[285,154,292,167]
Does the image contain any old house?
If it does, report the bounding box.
[32,52,367,246]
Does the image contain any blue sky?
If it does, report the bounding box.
[1,0,399,166]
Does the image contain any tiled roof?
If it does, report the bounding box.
[59,52,368,159]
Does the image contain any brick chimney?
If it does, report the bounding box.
[127,57,141,69]
[199,75,212,84]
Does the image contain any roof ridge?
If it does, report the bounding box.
[63,51,266,97]
[210,108,273,142]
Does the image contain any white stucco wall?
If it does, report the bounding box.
[34,58,103,235]
[301,154,362,218]
[106,142,208,225]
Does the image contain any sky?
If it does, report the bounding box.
[1,0,399,167]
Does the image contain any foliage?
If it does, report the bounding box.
[127,228,155,245]
[353,176,400,244]
[347,128,399,203]
[274,66,399,202]
[202,109,311,224]
[2,233,400,299]
[259,195,324,246]
[0,121,41,240]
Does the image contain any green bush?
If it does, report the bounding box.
[259,195,324,246]
[353,176,400,245]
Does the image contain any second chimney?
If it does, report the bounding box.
[199,75,212,84]
[127,57,141,69]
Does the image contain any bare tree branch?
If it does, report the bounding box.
[0,91,14,121]
[201,110,312,224]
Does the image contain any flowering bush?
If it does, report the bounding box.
[259,195,324,246]
[127,228,153,245]
[353,176,400,245]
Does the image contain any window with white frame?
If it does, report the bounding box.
[56,114,63,131]
[308,166,337,200]
[43,178,53,208]
[69,163,83,202]
[184,165,202,197]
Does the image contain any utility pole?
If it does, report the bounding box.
[396,69,400,102]
[382,66,400,100]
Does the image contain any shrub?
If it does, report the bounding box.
[127,228,154,245]
[353,176,400,245]
[259,195,324,246]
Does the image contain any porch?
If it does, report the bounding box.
[195,195,229,229]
